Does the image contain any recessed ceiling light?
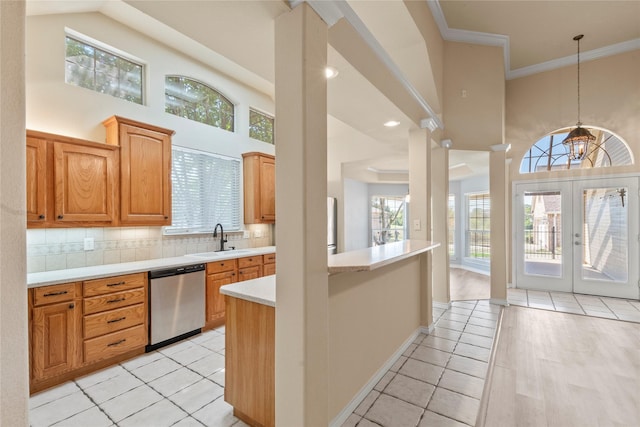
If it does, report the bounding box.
[325,66,339,79]
[384,120,401,127]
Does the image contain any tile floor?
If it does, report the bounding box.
[341,300,500,427]
[507,288,640,322]
[29,326,249,427]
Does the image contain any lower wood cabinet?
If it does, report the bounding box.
[205,252,275,330]
[29,273,148,394]
[30,283,82,383]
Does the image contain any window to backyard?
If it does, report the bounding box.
[165,76,235,131]
[448,194,456,258]
[466,193,490,260]
[249,109,275,144]
[167,147,241,234]
[371,195,406,246]
[65,36,143,104]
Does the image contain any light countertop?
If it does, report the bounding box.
[219,275,275,307]
[27,246,276,288]
[327,240,440,274]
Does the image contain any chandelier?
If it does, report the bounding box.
[562,34,596,161]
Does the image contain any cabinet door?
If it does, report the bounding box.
[259,155,275,222]
[119,123,171,225]
[26,137,47,224]
[53,142,117,224]
[32,300,80,381]
[238,265,261,282]
[206,271,236,324]
[263,262,276,276]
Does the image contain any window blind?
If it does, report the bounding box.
[166,146,241,234]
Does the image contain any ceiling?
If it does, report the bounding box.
[26,0,640,182]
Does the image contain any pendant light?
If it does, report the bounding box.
[562,34,596,161]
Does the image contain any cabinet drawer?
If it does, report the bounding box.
[83,273,146,297]
[238,256,262,269]
[84,288,146,315]
[83,303,145,339]
[33,283,77,306]
[207,259,237,274]
[238,265,261,281]
[263,253,276,264]
[84,324,147,363]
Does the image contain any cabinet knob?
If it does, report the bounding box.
[39,215,45,220]
[164,216,168,219]
[57,215,64,219]
[68,303,75,309]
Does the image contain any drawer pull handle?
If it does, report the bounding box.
[107,316,126,324]
[43,290,68,297]
[107,339,126,347]
[107,298,126,304]
[106,281,126,287]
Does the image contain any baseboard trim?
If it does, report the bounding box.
[490,298,509,306]
[433,301,452,310]
[329,327,423,427]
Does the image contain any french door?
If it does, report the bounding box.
[514,177,639,299]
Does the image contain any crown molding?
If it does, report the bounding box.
[509,38,640,80]
[426,0,640,80]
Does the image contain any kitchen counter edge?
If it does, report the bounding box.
[27,246,276,288]
[219,275,275,307]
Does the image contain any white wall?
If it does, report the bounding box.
[343,179,369,252]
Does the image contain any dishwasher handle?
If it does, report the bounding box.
[149,263,205,279]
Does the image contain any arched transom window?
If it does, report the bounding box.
[165,76,234,131]
[520,127,633,173]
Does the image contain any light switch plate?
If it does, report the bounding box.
[243,230,250,239]
[84,237,95,251]
[413,219,421,231]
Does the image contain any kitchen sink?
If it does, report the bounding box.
[186,249,253,258]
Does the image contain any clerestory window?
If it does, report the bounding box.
[249,109,275,145]
[65,35,143,104]
[520,127,633,173]
[165,76,235,131]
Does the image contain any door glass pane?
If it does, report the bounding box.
[581,187,628,282]
[523,191,562,277]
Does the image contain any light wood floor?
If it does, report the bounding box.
[480,306,640,426]
[450,267,490,301]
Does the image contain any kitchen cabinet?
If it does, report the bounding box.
[238,255,263,281]
[26,136,47,223]
[30,282,82,388]
[263,253,276,276]
[242,152,275,224]
[103,116,174,226]
[205,259,238,329]
[29,273,148,394]
[82,273,148,364]
[26,131,119,228]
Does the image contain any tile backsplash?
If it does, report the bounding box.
[27,224,273,273]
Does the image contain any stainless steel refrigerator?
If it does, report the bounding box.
[328,197,337,254]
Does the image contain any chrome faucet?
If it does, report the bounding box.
[213,223,227,252]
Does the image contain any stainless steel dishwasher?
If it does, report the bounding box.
[147,263,205,351]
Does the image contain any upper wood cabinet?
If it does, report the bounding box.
[243,152,275,224]
[26,137,47,223]
[26,131,119,228]
[103,116,174,226]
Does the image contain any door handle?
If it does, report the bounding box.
[575,241,581,245]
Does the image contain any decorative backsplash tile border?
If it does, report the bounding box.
[27,224,273,273]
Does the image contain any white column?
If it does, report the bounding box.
[0,0,29,424]
[274,4,329,426]
[409,128,433,329]
[490,144,510,304]
[431,145,450,305]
